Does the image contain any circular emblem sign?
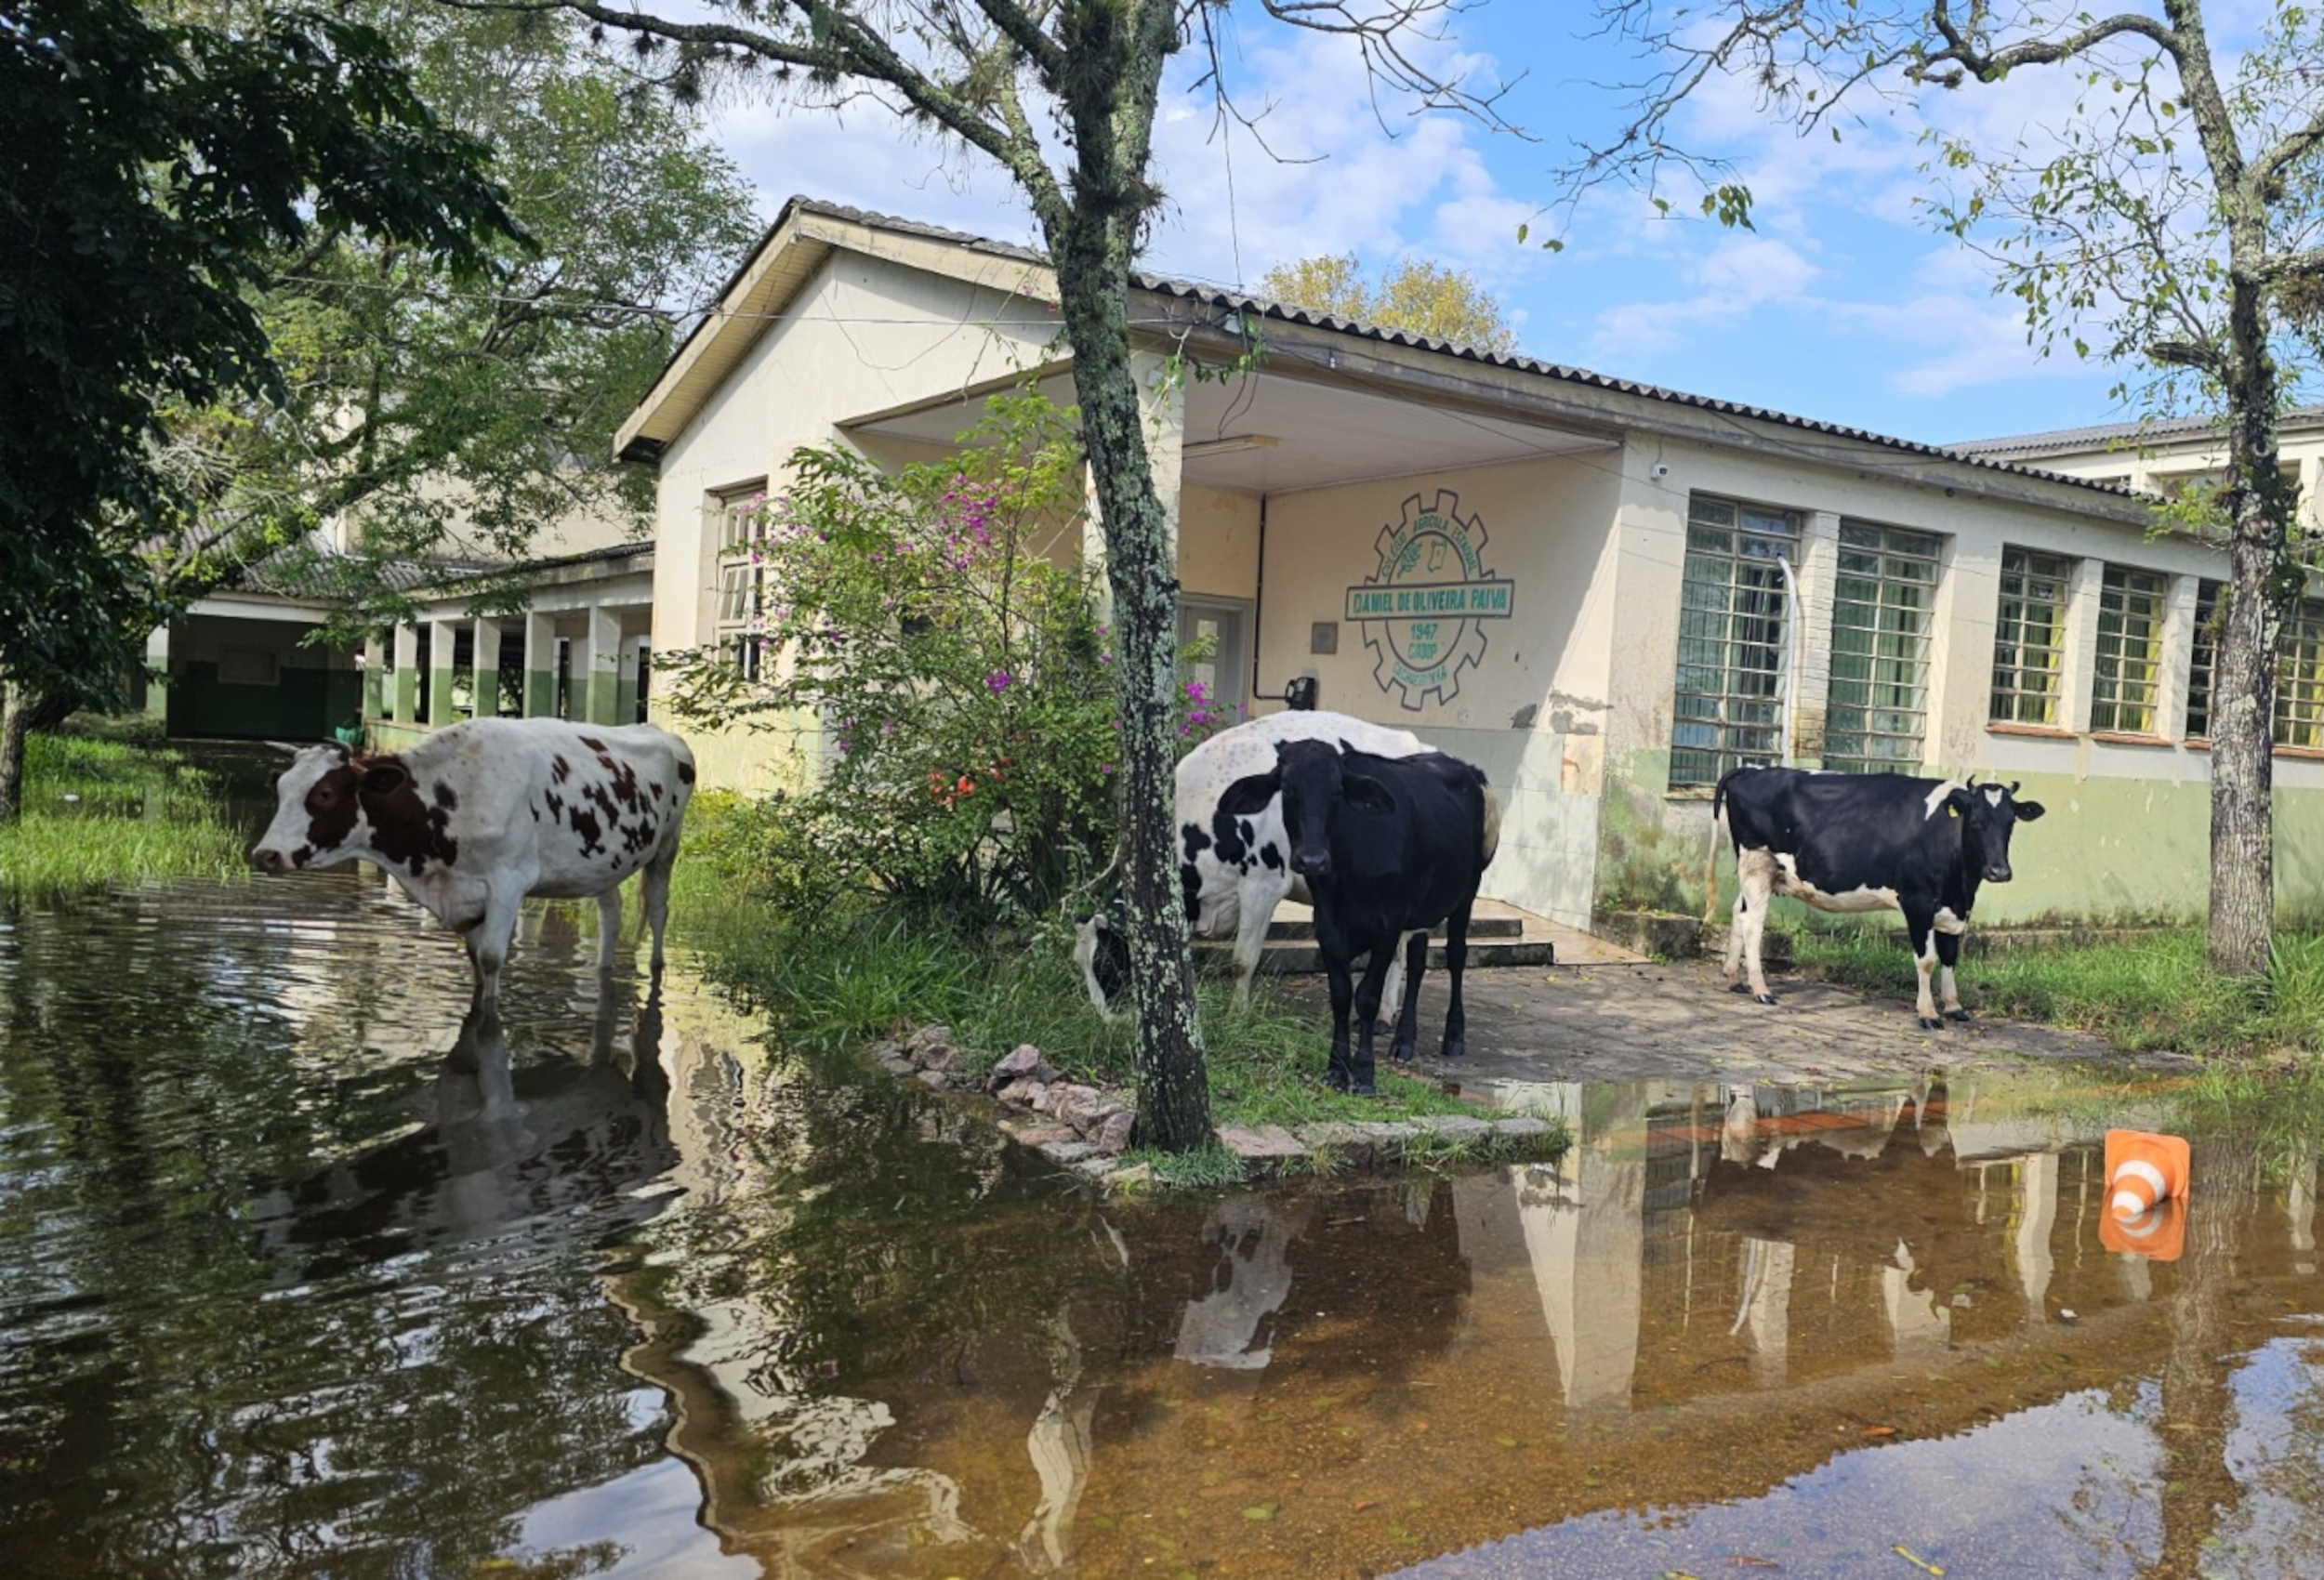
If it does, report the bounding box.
[1342,490,1514,710]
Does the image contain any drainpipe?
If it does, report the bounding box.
[1250,494,1267,712]
[1777,555,1802,766]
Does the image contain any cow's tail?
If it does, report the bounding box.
[1703,770,1735,928]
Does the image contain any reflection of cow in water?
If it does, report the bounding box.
[249,993,675,1260]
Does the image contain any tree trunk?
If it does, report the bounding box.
[0,681,32,827]
[1045,215,1214,1153]
[2206,271,2289,979]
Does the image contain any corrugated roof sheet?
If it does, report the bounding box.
[726,197,2134,501]
[1951,404,2324,458]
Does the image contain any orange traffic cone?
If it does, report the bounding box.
[2099,1196,2186,1261]
[2105,1128,2191,1219]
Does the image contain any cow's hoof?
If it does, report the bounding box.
[1920,1016,1946,1031]
[1753,993,1777,1007]
[1325,1070,1352,1094]
[1728,981,1750,995]
[1352,1082,1377,1098]
[1369,1019,1394,1038]
[1440,1039,1466,1060]
[1390,1044,1418,1065]
[1947,1008,1973,1023]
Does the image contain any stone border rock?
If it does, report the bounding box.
[868,1023,1564,1191]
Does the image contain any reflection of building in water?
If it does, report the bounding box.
[1467,1075,2219,1414]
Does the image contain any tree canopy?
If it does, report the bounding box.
[0,0,518,699]
[211,6,762,636]
[1259,253,1520,354]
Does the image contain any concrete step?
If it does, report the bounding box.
[1261,910,1524,941]
[1201,898,1604,975]
[1214,935,1558,975]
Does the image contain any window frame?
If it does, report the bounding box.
[2185,578,2223,741]
[1823,520,1943,772]
[2279,599,2324,750]
[1668,494,1801,790]
[709,482,771,680]
[2089,563,2169,736]
[1989,546,2074,727]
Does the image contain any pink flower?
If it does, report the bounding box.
[985,670,1012,694]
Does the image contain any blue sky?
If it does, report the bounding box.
[704,7,2157,451]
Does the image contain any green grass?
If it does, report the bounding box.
[670,793,1562,1139]
[1792,923,2324,1058]
[0,731,248,901]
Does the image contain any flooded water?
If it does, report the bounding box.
[5,868,2324,1576]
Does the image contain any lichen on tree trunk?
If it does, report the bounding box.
[1042,213,1214,1153]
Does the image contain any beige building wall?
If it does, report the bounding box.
[1598,431,2324,925]
[1250,452,1628,928]
[647,250,1063,792]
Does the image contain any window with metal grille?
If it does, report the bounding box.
[1824,521,1941,772]
[2092,564,2168,733]
[2280,599,2324,749]
[2185,579,2223,739]
[1990,547,2073,725]
[1670,496,1799,789]
[710,483,769,680]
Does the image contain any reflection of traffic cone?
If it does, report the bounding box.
[2105,1128,2191,1218]
[2099,1195,2186,1261]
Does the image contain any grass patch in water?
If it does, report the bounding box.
[1792,923,2324,1058]
[669,792,1538,1136]
[0,731,247,901]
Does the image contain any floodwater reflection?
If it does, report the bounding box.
[5,871,2324,1576]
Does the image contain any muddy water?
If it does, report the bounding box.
[4,874,2324,1577]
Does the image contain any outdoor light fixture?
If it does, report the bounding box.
[1182,433,1281,459]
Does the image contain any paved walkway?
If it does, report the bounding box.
[1285,952,2182,1101]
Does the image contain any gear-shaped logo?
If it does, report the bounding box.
[1342,490,1514,711]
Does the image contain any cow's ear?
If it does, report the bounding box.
[1216,770,1280,819]
[2014,799,2046,823]
[360,759,410,797]
[1342,773,1397,815]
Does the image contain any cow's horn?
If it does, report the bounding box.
[261,740,306,757]
[2008,780,2021,795]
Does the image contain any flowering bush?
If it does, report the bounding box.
[662,393,1217,923]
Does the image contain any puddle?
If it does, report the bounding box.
[3,868,2321,1575]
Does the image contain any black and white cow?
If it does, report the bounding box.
[1075,710,1437,1020]
[1266,738,1495,1094]
[1714,766,2045,1030]
[251,718,694,1013]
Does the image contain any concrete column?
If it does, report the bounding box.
[362,634,386,720]
[472,619,505,719]
[142,625,171,727]
[392,624,420,722]
[523,613,558,718]
[2061,558,2108,735]
[428,618,460,727]
[1789,509,1842,767]
[2159,574,2201,743]
[580,606,623,725]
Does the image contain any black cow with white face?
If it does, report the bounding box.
[1253,738,1494,1095]
[1714,767,2045,1030]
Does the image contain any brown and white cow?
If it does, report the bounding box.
[251,718,694,1012]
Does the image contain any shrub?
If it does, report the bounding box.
[662,391,1221,926]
